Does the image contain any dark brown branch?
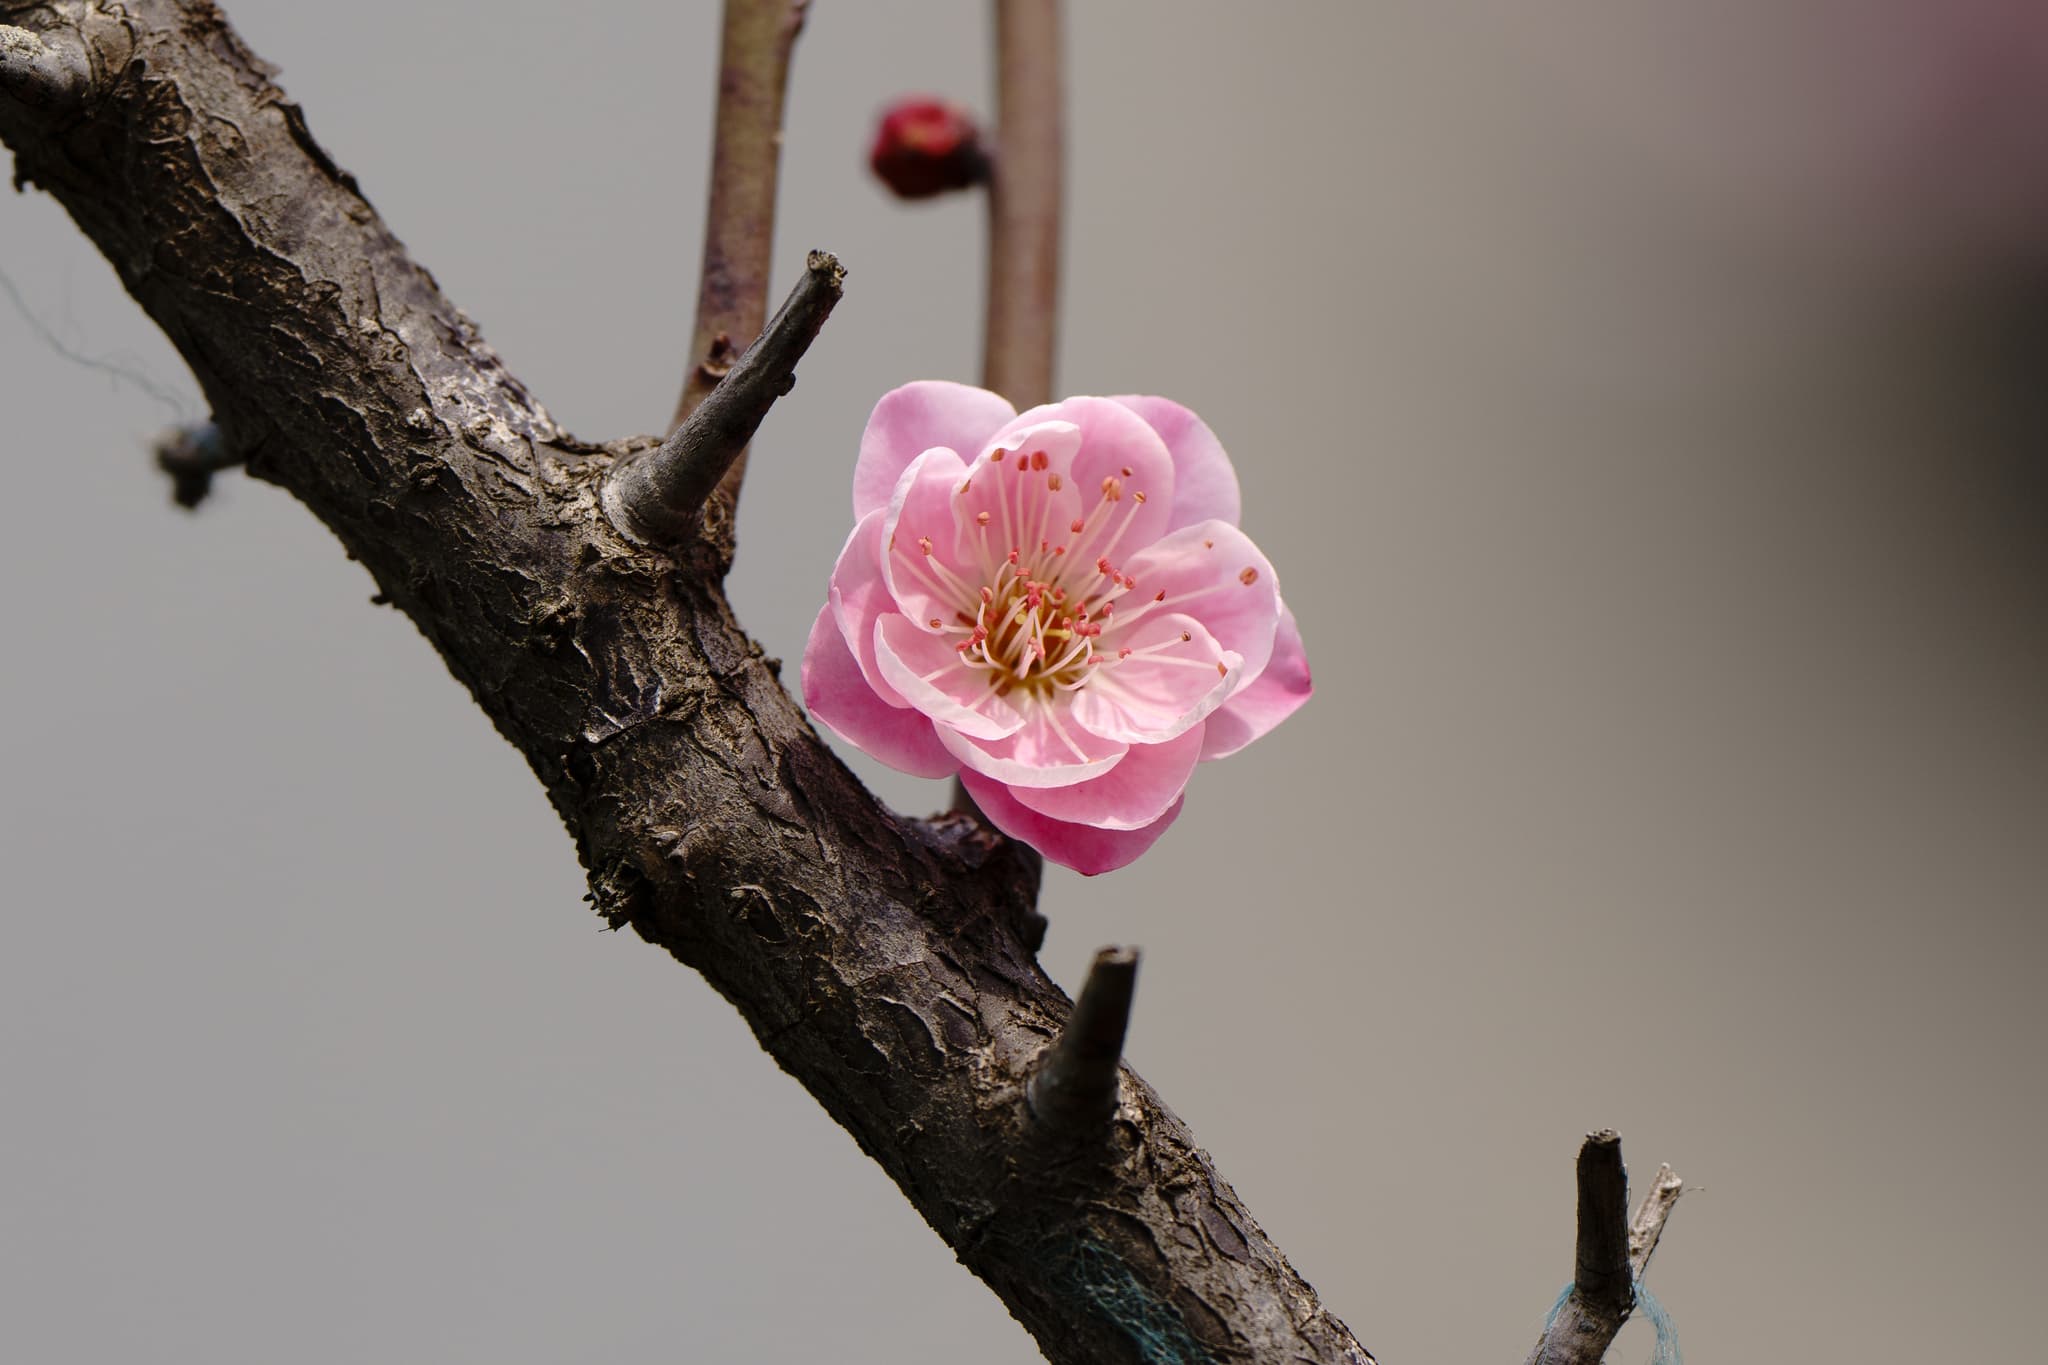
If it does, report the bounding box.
[604,251,842,544]
[668,0,809,522]
[1572,1131,1632,1316]
[153,422,240,509]
[982,0,1063,409]
[0,23,87,110]
[1525,1133,1684,1365]
[0,6,1378,1363]
[1027,945,1138,1134]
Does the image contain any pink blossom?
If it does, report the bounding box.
[802,382,1311,874]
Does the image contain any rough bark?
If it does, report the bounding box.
[0,5,1376,1362]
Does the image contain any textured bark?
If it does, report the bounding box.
[0,5,1375,1362]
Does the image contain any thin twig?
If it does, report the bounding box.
[606,251,843,544]
[1628,1162,1685,1280]
[667,0,810,517]
[1026,945,1137,1135]
[1525,1135,1686,1365]
[982,0,1063,409]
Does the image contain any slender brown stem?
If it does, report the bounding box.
[668,0,810,518]
[982,0,1063,409]
[606,252,844,544]
[956,0,1064,823]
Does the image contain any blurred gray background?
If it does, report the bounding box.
[4,2,2045,1361]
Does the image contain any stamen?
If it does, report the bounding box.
[1030,450,1049,471]
[1047,473,1063,491]
[1239,566,1258,585]
[991,448,1007,463]
[976,510,991,526]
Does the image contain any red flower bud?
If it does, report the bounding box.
[868,97,987,200]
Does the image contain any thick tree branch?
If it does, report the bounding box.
[604,251,842,545]
[983,0,1063,409]
[667,0,809,527]
[0,5,1378,1362]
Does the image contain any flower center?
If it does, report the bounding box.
[928,448,1164,699]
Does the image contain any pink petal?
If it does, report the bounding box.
[1068,611,1240,744]
[1107,519,1281,685]
[990,398,1175,566]
[1201,601,1312,760]
[1010,723,1205,830]
[950,423,1085,566]
[1111,395,1241,531]
[827,509,907,705]
[880,447,979,633]
[801,607,959,778]
[853,381,1017,521]
[961,770,1184,876]
[875,613,1024,742]
[937,696,1128,788]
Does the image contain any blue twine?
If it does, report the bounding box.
[1543,1281,1680,1365]
[0,264,192,420]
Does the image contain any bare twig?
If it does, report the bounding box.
[1027,945,1138,1134]
[982,0,1063,409]
[1525,1134,1685,1365]
[152,423,240,509]
[605,251,843,544]
[1628,1162,1685,1279]
[668,0,810,518]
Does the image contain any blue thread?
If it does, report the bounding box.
[1542,1281,1680,1364]
[1044,1235,1210,1365]
[0,264,192,420]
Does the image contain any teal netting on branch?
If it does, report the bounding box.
[1543,1281,1682,1365]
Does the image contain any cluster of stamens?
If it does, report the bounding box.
[897,445,1184,700]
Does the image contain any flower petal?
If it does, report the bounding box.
[854,381,1017,520]
[1010,723,1204,830]
[874,613,1024,741]
[937,693,1128,788]
[827,509,906,704]
[1069,611,1240,744]
[990,398,1175,568]
[801,607,958,778]
[1111,395,1241,531]
[1201,601,1313,759]
[880,447,979,633]
[961,770,1184,876]
[1105,519,1281,685]
[951,423,1085,568]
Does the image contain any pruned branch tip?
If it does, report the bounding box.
[1572,1130,1633,1317]
[0,25,90,111]
[1525,1133,1686,1365]
[603,250,843,546]
[1026,944,1138,1135]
